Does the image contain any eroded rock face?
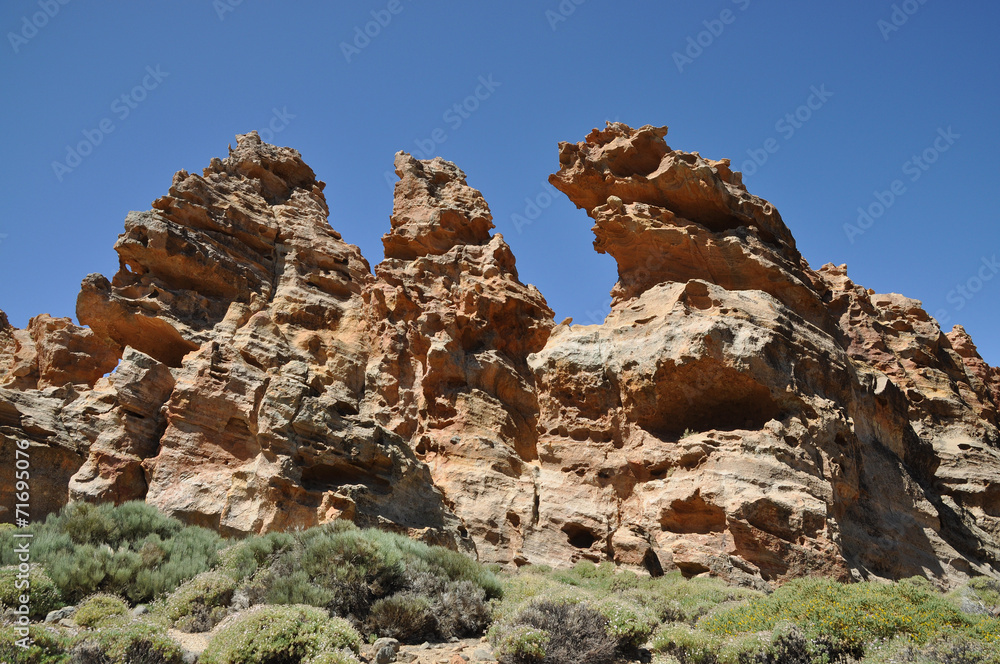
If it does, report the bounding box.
[363,153,554,560]
[2,124,998,588]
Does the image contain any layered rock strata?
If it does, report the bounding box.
[2,124,998,588]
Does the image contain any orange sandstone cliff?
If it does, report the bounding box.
[2,124,998,589]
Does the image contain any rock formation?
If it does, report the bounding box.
[2,124,998,588]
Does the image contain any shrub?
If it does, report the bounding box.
[434,579,492,638]
[651,624,722,664]
[241,564,333,609]
[701,577,995,650]
[201,604,362,664]
[70,617,185,664]
[0,624,72,664]
[306,652,362,664]
[0,565,64,619]
[0,502,222,604]
[400,570,491,639]
[227,522,501,631]
[46,501,181,549]
[161,571,235,632]
[635,572,761,624]
[492,625,550,664]
[299,529,407,617]
[217,531,295,582]
[858,633,1000,663]
[596,598,656,652]
[964,577,1000,616]
[365,593,436,643]
[490,600,617,664]
[74,593,129,628]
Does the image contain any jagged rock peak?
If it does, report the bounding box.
[383,152,495,260]
[211,129,320,204]
[77,130,370,370]
[554,123,827,327]
[550,122,796,252]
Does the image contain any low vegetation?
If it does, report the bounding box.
[0,501,221,604]
[199,604,362,664]
[1,502,999,664]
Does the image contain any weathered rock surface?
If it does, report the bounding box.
[363,153,554,559]
[2,123,998,588]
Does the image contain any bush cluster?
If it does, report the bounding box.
[158,570,236,632]
[490,599,619,664]
[701,576,996,648]
[0,565,63,619]
[0,624,73,664]
[73,593,129,628]
[0,501,222,604]
[199,604,362,664]
[221,521,500,642]
[8,501,1000,664]
[70,617,185,664]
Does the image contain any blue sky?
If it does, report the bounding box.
[1,1,998,364]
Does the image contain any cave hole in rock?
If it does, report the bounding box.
[562,523,598,549]
[643,548,665,577]
[638,359,780,438]
[301,461,390,494]
[659,491,727,534]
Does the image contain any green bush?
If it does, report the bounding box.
[227,521,501,636]
[299,528,408,616]
[492,625,550,664]
[44,501,181,549]
[701,577,998,650]
[0,501,222,604]
[490,599,617,664]
[596,598,656,652]
[160,570,236,632]
[857,633,1000,663]
[74,593,129,628]
[0,565,63,619]
[364,593,436,643]
[306,652,362,664]
[70,617,185,664]
[201,604,362,664]
[964,577,1000,616]
[218,531,295,582]
[650,624,723,664]
[400,570,492,639]
[241,564,334,608]
[0,624,72,664]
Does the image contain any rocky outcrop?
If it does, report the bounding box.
[363,154,554,560]
[2,124,999,589]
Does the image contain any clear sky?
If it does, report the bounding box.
[1,1,997,364]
